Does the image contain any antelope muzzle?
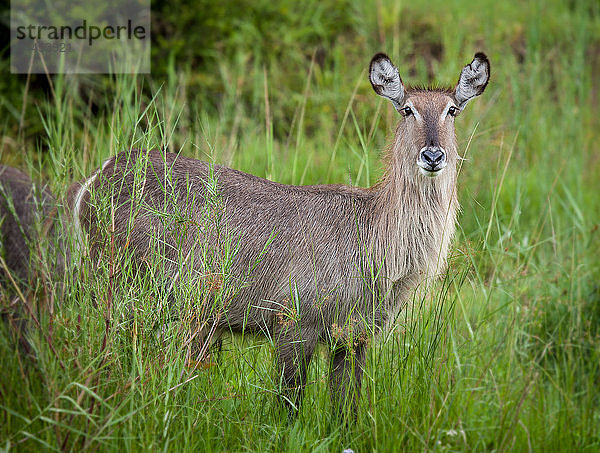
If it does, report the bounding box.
[417,146,447,176]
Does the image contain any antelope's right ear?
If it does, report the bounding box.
[369,53,405,112]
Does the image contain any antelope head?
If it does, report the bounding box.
[369,52,490,181]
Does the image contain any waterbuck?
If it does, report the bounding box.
[0,165,67,355]
[70,52,490,416]
[0,165,63,286]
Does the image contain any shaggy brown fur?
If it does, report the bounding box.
[0,165,63,286]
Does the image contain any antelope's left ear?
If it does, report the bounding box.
[454,52,490,109]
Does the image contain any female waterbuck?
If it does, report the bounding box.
[0,165,64,286]
[71,52,490,416]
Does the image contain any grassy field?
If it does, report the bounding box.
[1,0,599,451]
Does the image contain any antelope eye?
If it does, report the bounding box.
[448,106,459,117]
[401,106,413,117]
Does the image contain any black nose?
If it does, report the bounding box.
[420,148,445,169]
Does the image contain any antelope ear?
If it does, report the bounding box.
[454,52,490,109]
[369,53,405,112]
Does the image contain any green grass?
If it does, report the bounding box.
[1,0,600,450]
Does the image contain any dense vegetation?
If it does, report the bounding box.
[1,0,599,450]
